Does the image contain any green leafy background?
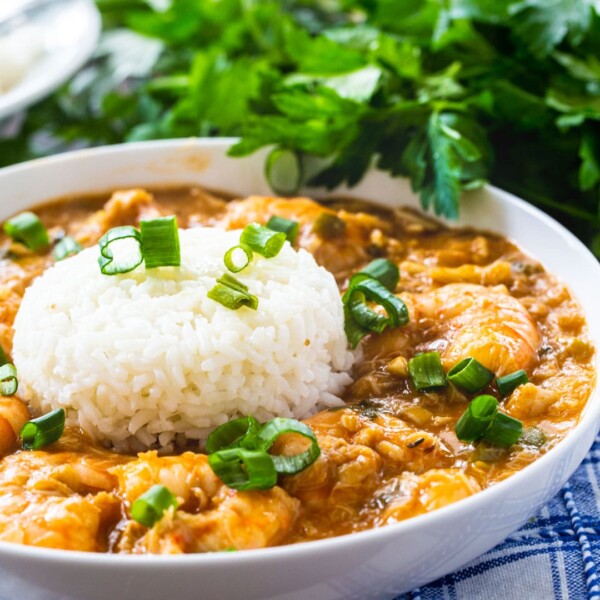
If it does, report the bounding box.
[2,0,600,255]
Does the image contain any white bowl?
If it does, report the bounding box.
[0,139,598,600]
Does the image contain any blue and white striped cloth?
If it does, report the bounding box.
[397,434,600,600]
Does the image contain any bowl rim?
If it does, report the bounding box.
[0,137,598,567]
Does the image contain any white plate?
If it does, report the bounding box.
[0,0,100,120]
[0,138,598,600]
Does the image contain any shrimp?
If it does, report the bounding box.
[380,469,481,524]
[0,492,120,551]
[0,438,126,550]
[281,409,451,513]
[366,283,540,376]
[219,196,388,280]
[112,451,300,554]
[76,189,167,245]
[111,451,222,512]
[0,396,30,456]
[120,486,300,554]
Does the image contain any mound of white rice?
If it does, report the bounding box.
[12,227,354,451]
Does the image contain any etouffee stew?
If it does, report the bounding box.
[0,187,593,553]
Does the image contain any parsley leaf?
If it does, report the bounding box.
[2,0,600,255]
[509,0,595,58]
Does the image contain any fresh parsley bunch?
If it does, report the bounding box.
[2,0,600,254]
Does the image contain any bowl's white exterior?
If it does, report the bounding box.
[0,139,598,600]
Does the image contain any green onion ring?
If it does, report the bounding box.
[447,357,494,394]
[140,216,181,269]
[356,258,399,292]
[53,236,82,261]
[207,273,258,310]
[3,211,49,251]
[265,148,302,196]
[482,412,523,447]
[131,484,178,527]
[257,417,321,475]
[240,223,286,258]
[205,416,261,453]
[344,278,409,328]
[21,408,65,450]
[266,216,299,244]
[224,244,253,273]
[496,369,529,397]
[97,226,143,275]
[343,303,371,349]
[408,351,447,391]
[454,395,498,443]
[208,447,278,491]
[347,291,388,334]
[0,363,18,396]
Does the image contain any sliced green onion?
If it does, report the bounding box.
[224,244,253,273]
[0,345,10,367]
[208,447,278,491]
[0,364,17,396]
[205,416,260,453]
[408,351,447,391]
[131,484,178,527]
[357,258,399,292]
[208,273,259,311]
[266,216,299,244]
[347,291,388,335]
[3,212,49,251]
[343,280,408,349]
[0,346,16,396]
[98,226,143,275]
[345,278,408,327]
[265,148,302,196]
[219,272,249,291]
[240,223,286,258]
[21,408,65,450]
[343,303,371,349]
[312,213,346,239]
[257,418,320,475]
[482,412,523,448]
[140,216,181,269]
[53,236,82,261]
[455,395,498,443]
[496,369,529,397]
[343,259,406,348]
[447,358,494,394]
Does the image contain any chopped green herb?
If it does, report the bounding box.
[140,216,181,269]
[408,351,447,392]
[21,408,65,450]
[240,223,286,258]
[53,236,82,261]
[131,484,178,527]
[3,1,599,254]
[4,212,49,251]
[266,216,299,245]
[447,358,494,394]
[207,274,258,310]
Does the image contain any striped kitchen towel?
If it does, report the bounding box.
[397,434,600,600]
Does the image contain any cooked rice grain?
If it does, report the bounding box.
[12,227,354,450]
